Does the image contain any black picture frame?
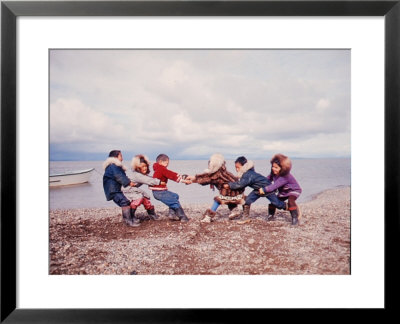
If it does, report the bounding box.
[1,0,399,322]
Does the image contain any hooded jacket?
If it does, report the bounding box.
[228,160,270,191]
[102,157,131,201]
[122,155,162,201]
[194,154,245,205]
[149,162,182,191]
[265,154,302,198]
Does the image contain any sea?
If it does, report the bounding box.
[49,158,350,210]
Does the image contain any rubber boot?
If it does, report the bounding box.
[177,206,189,222]
[228,206,241,220]
[168,208,180,221]
[290,209,299,226]
[266,204,276,221]
[242,204,250,219]
[147,207,159,221]
[237,204,251,224]
[200,209,216,223]
[129,208,141,227]
[121,206,132,225]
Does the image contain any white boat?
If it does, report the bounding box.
[49,168,95,187]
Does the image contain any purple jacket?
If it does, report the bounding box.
[265,173,302,198]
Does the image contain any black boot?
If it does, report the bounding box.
[290,209,299,226]
[147,207,159,221]
[129,208,141,227]
[177,206,189,222]
[121,206,132,225]
[266,204,276,221]
[168,208,180,221]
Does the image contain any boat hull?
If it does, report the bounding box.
[50,168,94,187]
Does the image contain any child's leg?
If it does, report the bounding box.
[152,190,182,221]
[265,192,286,210]
[113,193,140,227]
[266,197,285,221]
[142,197,159,220]
[211,200,220,212]
[244,190,260,205]
[152,190,180,209]
[228,203,241,220]
[287,196,301,225]
[130,198,144,209]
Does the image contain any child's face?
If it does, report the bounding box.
[159,159,169,167]
[139,162,148,174]
[235,162,242,172]
[117,153,123,161]
[271,162,281,175]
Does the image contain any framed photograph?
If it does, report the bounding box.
[2,0,399,322]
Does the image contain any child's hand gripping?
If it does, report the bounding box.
[259,187,265,195]
[180,174,192,185]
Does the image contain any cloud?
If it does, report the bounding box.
[50,98,125,145]
[49,49,350,160]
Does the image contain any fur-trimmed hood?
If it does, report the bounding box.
[102,157,127,171]
[237,160,255,178]
[270,153,292,176]
[203,153,225,174]
[131,154,151,174]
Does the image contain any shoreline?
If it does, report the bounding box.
[50,186,350,275]
[49,185,350,213]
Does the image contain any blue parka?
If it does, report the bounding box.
[103,157,131,201]
[228,160,271,191]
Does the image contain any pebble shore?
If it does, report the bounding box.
[50,186,350,275]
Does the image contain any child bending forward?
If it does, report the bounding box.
[149,154,190,222]
[123,154,164,221]
[227,156,287,224]
[260,153,302,225]
[188,153,245,223]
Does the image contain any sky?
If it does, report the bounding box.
[49,49,350,161]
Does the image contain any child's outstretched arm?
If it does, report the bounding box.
[227,176,251,190]
[131,172,162,187]
[112,166,135,188]
[261,177,288,194]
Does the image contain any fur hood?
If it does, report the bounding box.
[103,157,127,171]
[237,160,255,178]
[270,153,292,176]
[203,153,225,174]
[131,154,151,173]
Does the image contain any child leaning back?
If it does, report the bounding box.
[149,154,191,222]
[260,153,302,225]
[102,150,139,227]
[123,154,165,222]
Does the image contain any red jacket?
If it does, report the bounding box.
[150,163,181,191]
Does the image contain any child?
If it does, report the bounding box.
[123,154,165,221]
[225,156,286,224]
[149,154,190,222]
[103,150,140,227]
[187,153,245,223]
[259,153,302,225]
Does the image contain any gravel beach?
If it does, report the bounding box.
[50,186,350,275]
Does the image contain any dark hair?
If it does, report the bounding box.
[270,156,282,179]
[138,156,150,174]
[108,150,121,158]
[234,156,247,166]
[156,154,169,163]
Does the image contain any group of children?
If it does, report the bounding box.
[102,150,302,227]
